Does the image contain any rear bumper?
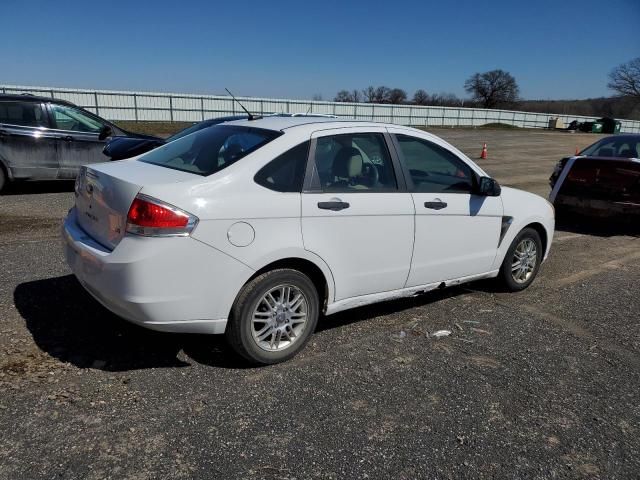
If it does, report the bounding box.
[62,208,253,334]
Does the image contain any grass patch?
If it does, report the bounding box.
[479,122,520,129]
[114,121,192,138]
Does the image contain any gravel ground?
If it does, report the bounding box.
[1,129,638,479]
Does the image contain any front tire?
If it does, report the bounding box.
[225,269,319,365]
[499,227,543,291]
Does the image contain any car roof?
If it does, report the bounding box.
[0,93,76,106]
[598,134,640,140]
[224,116,393,133]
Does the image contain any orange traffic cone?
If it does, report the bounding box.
[480,143,487,159]
[575,146,580,155]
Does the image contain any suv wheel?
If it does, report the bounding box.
[0,166,6,193]
[226,269,319,365]
[499,227,543,291]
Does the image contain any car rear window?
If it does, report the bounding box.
[139,125,281,176]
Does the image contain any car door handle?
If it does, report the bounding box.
[58,135,73,142]
[318,201,350,211]
[424,200,447,210]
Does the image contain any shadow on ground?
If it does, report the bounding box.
[14,275,243,371]
[1,180,75,196]
[15,275,477,371]
[556,215,640,238]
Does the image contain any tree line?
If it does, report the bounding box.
[331,59,640,120]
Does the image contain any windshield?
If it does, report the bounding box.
[139,125,281,176]
[581,137,640,158]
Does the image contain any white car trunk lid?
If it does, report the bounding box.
[75,160,197,250]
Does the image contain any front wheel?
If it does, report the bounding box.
[225,269,319,365]
[499,227,543,291]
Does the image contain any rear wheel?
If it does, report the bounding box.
[499,228,543,291]
[225,269,319,365]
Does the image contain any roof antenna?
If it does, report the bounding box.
[225,88,261,121]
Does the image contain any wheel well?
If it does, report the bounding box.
[524,222,548,254]
[248,258,329,309]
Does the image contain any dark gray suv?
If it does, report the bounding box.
[0,94,155,192]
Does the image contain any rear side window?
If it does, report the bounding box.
[139,125,282,176]
[0,101,48,127]
[312,133,397,192]
[255,141,309,192]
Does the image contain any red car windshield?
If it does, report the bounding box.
[581,137,640,158]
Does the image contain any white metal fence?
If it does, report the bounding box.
[3,84,639,133]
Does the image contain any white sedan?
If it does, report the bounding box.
[63,117,554,364]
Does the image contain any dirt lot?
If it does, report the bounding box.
[1,128,639,479]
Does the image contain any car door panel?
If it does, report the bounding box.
[388,129,503,287]
[47,103,109,179]
[302,192,414,300]
[0,100,58,180]
[301,128,415,301]
[408,193,502,286]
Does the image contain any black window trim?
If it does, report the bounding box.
[390,133,480,194]
[0,100,51,129]
[302,131,407,193]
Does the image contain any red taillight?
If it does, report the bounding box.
[126,195,197,236]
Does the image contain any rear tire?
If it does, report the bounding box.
[499,227,543,292]
[225,269,319,365]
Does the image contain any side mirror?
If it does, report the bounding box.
[98,125,113,141]
[477,176,501,196]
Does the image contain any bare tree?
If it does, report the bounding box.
[373,86,391,103]
[351,90,361,103]
[608,57,640,99]
[387,88,407,104]
[312,93,323,101]
[362,86,377,102]
[464,70,519,108]
[412,89,430,105]
[429,92,462,107]
[334,90,353,102]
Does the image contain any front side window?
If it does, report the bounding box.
[0,101,47,127]
[396,135,474,193]
[140,125,281,176]
[255,141,309,192]
[50,104,104,133]
[313,133,397,192]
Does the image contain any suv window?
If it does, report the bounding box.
[0,101,47,127]
[313,133,397,191]
[50,104,104,133]
[396,134,474,193]
[140,125,281,176]
[255,141,309,192]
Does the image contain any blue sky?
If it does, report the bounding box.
[2,0,639,100]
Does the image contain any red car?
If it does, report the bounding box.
[549,135,640,219]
